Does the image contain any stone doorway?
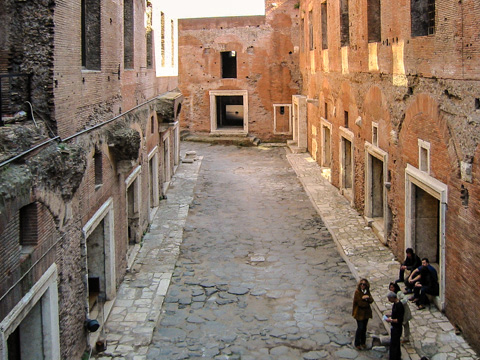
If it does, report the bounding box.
[273,104,292,134]
[162,134,171,193]
[148,148,159,221]
[414,186,440,263]
[405,164,447,309]
[209,90,248,134]
[0,265,60,360]
[340,131,354,203]
[322,125,331,168]
[82,198,116,313]
[126,166,141,252]
[365,143,388,243]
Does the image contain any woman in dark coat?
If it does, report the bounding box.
[352,278,374,350]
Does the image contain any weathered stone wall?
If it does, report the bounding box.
[0,0,181,357]
[1,0,55,131]
[178,0,302,141]
[300,0,480,352]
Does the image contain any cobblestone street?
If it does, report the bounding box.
[147,143,385,360]
[95,142,478,360]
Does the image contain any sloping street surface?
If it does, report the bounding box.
[147,143,385,360]
[95,142,478,360]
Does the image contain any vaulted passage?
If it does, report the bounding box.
[216,95,244,128]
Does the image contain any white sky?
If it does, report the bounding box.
[164,0,266,19]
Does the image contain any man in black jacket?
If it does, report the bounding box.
[386,291,405,360]
[396,248,421,292]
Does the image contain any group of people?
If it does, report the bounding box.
[352,248,439,360]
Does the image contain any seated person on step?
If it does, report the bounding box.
[408,258,439,310]
[396,248,421,289]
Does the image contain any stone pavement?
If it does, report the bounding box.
[94,143,478,360]
[94,150,203,359]
[286,152,478,360]
[147,143,386,360]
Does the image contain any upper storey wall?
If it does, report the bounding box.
[299,0,480,81]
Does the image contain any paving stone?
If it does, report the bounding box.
[94,144,478,360]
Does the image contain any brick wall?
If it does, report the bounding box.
[300,0,480,352]
[0,0,180,357]
[178,0,301,141]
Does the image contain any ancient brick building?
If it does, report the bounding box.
[0,0,181,358]
[298,0,480,352]
[178,0,302,142]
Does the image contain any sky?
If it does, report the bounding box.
[164,0,266,19]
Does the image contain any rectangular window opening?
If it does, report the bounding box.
[309,10,314,50]
[81,0,101,70]
[321,3,328,50]
[151,116,155,133]
[301,18,305,52]
[367,0,381,43]
[340,0,350,47]
[221,51,237,78]
[420,147,429,172]
[344,110,349,128]
[94,150,103,186]
[372,124,378,146]
[124,0,134,69]
[146,1,153,69]
[411,0,435,37]
[20,203,38,247]
[324,102,328,119]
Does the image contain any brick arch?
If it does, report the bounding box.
[399,93,458,180]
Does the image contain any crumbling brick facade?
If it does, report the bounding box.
[0,0,181,358]
[178,0,302,142]
[299,0,480,352]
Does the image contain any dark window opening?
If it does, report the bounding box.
[81,0,101,70]
[20,203,38,247]
[216,96,243,128]
[411,0,435,37]
[280,106,285,115]
[324,102,328,119]
[146,1,153,69]
[151,116,155,133]
[221,51,237,78]
[340,0,349,46]
[309,10,314,50]
[7,327,21,360]
[301,18,305,52]
[321,2,328,50]
[367,0,381,43]
[94,149,103,186]
[476,98,480,110]
[124,0,134,69]
[344,110,349,128]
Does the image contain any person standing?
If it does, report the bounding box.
[352,279,374,350]
[386,291,405,360]
[389,282,412,343]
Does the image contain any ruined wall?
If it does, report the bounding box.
[300,0,480,351]
[0,0,181,357]
[0,0,55,131]
[53,0,178,140]
[178,0,301,142]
